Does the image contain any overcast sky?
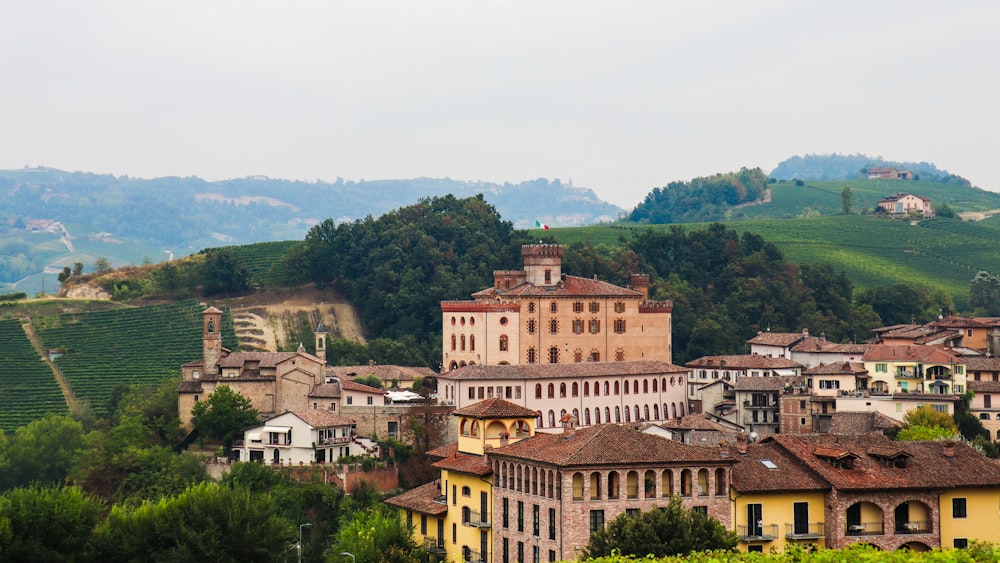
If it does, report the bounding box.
[1,1,997,209]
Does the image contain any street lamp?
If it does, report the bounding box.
[342,552,356,563]
[298,523,312,563]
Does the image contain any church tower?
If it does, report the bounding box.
[202,306,223,376]
[314,321,328,364]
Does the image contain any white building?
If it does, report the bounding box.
[235,409,374,465]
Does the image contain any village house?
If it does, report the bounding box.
[437,361,689,431]
[441,244,672,371]
[876,193,934,218]
[731,375,805,437]
[863,345,966,396]
[867,168,914,180]
[732,434,1000,552]
[234,409,366,465]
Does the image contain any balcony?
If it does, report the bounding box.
[744,401,776,409]
[743,415,778,425]
[318,435,351,445]
[463,511,491,529]
[895,520,931,534]
[737,524,778,542]
[896,370,922,379]
[785,522,825,540]
[464,550,484,563]
[846,521,884,536]
[423,537,446,555]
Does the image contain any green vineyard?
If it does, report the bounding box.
[0,319,68,432]
[32,300,236,415]
[210,240,300,283]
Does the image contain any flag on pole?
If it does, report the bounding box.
[535,220,550,230]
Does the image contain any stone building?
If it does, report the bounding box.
[441,244,672,371]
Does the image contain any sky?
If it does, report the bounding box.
[1,1,998,209]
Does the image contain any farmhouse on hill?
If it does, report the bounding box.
[867,167,914,180]
[876,193,934,218]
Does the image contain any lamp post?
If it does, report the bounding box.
[298,523,312,563]
[342,552,356,563]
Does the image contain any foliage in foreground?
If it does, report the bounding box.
[582,542,1000,563]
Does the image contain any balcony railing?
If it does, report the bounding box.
[737,524,778,541]
[743,415,778,425]
[846,521,884,536]
[463,511,491,529]
[423,537,446,555]
[318,436,351,445]
[895,520,931,534]
[785,522,825,539]
[464,550,484,563]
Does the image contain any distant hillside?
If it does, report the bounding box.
[0,169,622,295]
[626,168,769,224]
[770,153,969,184]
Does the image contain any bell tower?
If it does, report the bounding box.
[314,321,328,364]
[202,306,223,376]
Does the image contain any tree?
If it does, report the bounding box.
[199,248,253,296]
[94,257,111,273]
[583,496,737,558]
[328,507,421,563]
[0,414,87,491]
[190,386,259,451]
[935,202,957,219]
[0,485,104,561]
[87,482,293,562]
[903,405,957,432]
[841,186,853,214]
[970,271,1000,315]
[353,374,384,389]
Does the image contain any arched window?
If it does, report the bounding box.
[643,405,650,421]
[470,421,479,437]
[644,470,657,499]
[460,419,469,436]
[634,406,640,421]
[661,470,674,497]
[624,407,631,422]
[614,381,620,395]
[549,319,558,334]
[572,408,579,422]
[594,408,601,424]
[549,300,557,313]
[633,381,639,394]
[549,346,560,364]
[697,469,709,496]
[462,485,471,497]
[559,383,566,398]
[572,382,579,397]
[652,379,658,393]
[548,410,556,427]
[604,381,610,395]
[532,467,538,495]
[460,334,466,351]
[590,473,601,500]
[605,407,611,423]
[449,334,457,351]
[715,468,727,496]
[624,381,630,395]
[462,506,471,524]
[680,469,692,497]
[679,403,686,416]
[527,347,537,364]
[584,382,590,396]
[527,319,536,334]
[469,335,475,351]
[584,408,591,425]
[607,471,620,499]
[643,379,649,393]
[207,320,215,333]
[535,384,542,399]
[615,407,621,423]
[548,383,555,398]
[653,404,660,419]
[499,334,508,352]
[626,471,639,499]
[572,473,584,500]
[671,403,677,419]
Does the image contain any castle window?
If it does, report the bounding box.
[535,384,542,399]
[614,319,626,334]
[451,334,457,351]
[548,383,555,398]
[549,319,559,334]
[527,347,537,364]
[589,302,600,313]
[470,335,475,351]
[573,302,583,313]
[207,320,215,333]
[544,269,552,284]
[559,382,566,396]
[451,316,456,326]
[572,319,584,334]
[550,301,558,313]
[589,320,600,334]
[574,349,583,362]
[614,302,625,313]
[461,335,466,351]
[461,317,466,326]
[615,349,625,362]
[528,302,536,314]
[500,335,509,352]
[527,319,536,334]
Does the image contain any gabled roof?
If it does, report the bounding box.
[385,480,448,515]
[930,316,990,329]
[733,375,803,392]
[731,441,829,493]
[454,398,539,419]
[661,413,741,433]
[964,357,1000,372]
[686,355,802,370]
[308,382,341,398]
[326,364,437,382]
[790,337,868,354]
[803,362,868,376]
[440,360,688,381]
[217,351,323,368]
[490,424,733,467]
[471,274,642,299]
[432,451,493,476]
[288,409,355,428]
[340,380,387,395]
[827,411,901,434]
[747,331,807,347]
[968,380,1000,393]
[863,344,961,364]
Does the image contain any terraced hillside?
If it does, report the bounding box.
[532,216,1000,308]
[0,319,68,432]
[32,300,236,413]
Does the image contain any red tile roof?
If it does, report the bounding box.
[440,360,688,381]
[340,380,387,394]
[747,331,807,347]
[731,441,829,493]
[432,451,493,476]
[862,345,961,364]
[803,362,867,376]
[686,355,802,370]
[490,424,733,467]
[288,409,355,428]
[385,480,448,515]
[472,274,643,299]
[454,398,540,419]
[218,351,320,368]
[968,380,1000,393]
[662,413,739,433]
[790,337,869,354]
[308,382,341,398]
[327,364,438,381]
[734,375,803,392]
[964,357,1000,372]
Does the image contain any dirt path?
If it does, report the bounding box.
[20,319,78,412]
[959,208,1000,221]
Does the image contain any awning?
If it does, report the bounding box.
[773,368,797,376]
[246,432,262,441]
[263,426,291,433]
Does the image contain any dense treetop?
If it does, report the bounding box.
[627,168,770,224]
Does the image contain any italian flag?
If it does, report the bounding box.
[535,220,550,230]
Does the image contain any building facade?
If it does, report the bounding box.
[441,244,672,371]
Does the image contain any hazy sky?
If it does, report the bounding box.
[2,1,997,208]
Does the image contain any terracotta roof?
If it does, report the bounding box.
[454,398,539,419]
[803,362,867,376]
[930,316,990,329]
[964,357,1000,372]
[289,409,355,428]
[747,331,807,347]
[217,351,320,368]
[441,360,688,381]
[862,345,961,364]
[472,273,644,299]
[968,380,1000,393]
[385,480,448,515]
[769,434,1000,490]
[790,337,869,354]
[734,375,803,392]
[731,441,829,493]
[432,451,493,476]
[340,380,387,394]
[490,424,733,467]
[686,355,802,370]
[327,364,437,382]
[177,381,203,393]
[203,306,224,314]
[427,442,458,460]
[308,382,341,398]
[827,412,901,434]
[662,413,740,433]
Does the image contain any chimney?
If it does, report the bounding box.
[369,359,375,367]
[630,274,650,301]
[718,442,730,458]
[943,441,956,458]
[499,431,509,448]
[803,328,809,337]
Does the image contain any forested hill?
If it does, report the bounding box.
[770,153,970,184]
[627,168,769,224]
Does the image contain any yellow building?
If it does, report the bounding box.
[732,434,1000,552]
[863,344,967,396]
[387,398,538,563]
[442,244,672,371]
